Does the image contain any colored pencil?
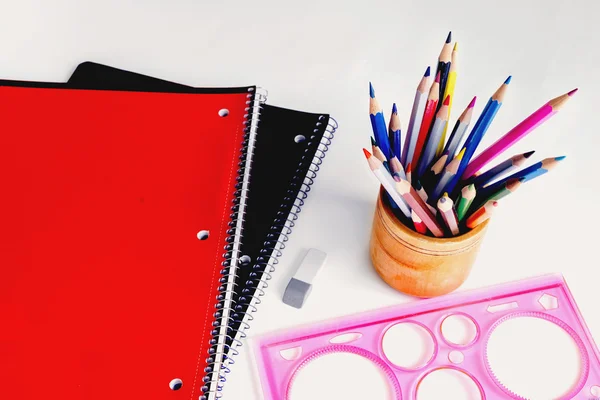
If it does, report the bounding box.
[430,153,449,174]
[395,179,445,237]
[466,200,498,229]
[424,152,448,188]
[406,162,413,184]
[389,155,407,180]
[416,94,450,179]
[456,183,476,222]
[463,89,577,179]
[414,180,438,215]
[443,96,476,161]
[477,156,565,201]
[389,103,402,162]
[411,210,428,235]
[483,177,524,203]
[402,67,432,166]
[371,143,398,214]
[364,149,411,218]
[371,137,390,172]
[470,150,535,188]
[469,178,524,214]
[431,148,465,201]
[411,71,441,168]
[436,31,453,105]
[370,82,392,159]
[437,193,460,236]
[438,42,458,156]
[445,76,511,195]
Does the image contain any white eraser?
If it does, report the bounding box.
[294,248,327,284]
[282,248,327,309]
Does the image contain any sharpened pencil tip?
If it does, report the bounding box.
[392,103,398,114]
[424,66,431,77]
[370,136,377,146]
[555,155,566,161]
[453,42,458,51]
[468,96,477,108]
[446,31,452,43]
[414,180,423,190]
[504,76,512,85]
[435,71,441,83]
[524,150,535,158]
[568,88,578,96]
[369,82,375,98]
[363,148,372,158]
[456,148,466,160]
[443,95,451,106]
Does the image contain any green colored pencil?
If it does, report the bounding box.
[456,183,476,221]
[484,177,524,202]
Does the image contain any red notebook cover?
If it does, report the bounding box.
[0,86,252,399]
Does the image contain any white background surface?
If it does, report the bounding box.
[2,0,599,398]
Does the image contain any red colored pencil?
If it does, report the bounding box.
[411,210,428,234]
[411,71,441,168]
[406,162,413,184]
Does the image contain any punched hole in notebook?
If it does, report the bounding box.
[197,230,210,240]
[169,378,183,391]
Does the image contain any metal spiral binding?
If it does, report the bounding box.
[231,116,339,350]
[201,87,267,400]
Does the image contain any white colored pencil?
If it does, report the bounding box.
[364,149,411,218]
[401,67,432,166]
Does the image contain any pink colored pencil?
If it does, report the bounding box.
[395,179,445,238]
[463,88,577,179]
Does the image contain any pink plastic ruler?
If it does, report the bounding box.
[252,274,600,399]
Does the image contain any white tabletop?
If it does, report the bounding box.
[2,1,599,399]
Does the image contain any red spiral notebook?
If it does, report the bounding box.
[0,86,257,399]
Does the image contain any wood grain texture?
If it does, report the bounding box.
[370,188,488,298]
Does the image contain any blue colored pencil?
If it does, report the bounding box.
[370,82,392,159]
[444,76,512,195]
[470,150,535,188]
[476,156,565,202]
[371,136,391,173]
[388,103,402,162]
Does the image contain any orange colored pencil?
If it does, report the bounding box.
[466,200,498,229]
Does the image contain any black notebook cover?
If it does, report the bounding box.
[0,63,337,396]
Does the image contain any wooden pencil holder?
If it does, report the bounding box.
[370,187,488,298]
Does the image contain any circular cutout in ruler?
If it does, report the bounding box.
[485,312,588,399]
[286,345,401,400]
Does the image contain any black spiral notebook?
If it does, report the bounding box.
[0,63,336,398]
